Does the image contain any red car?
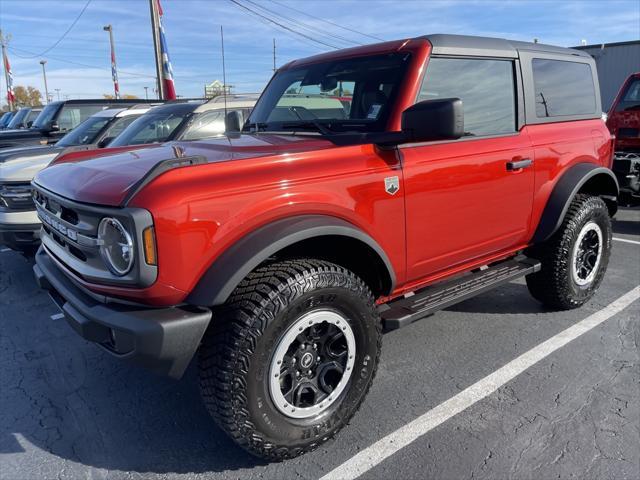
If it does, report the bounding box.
[607,72,640,205]
[32,34,617,460]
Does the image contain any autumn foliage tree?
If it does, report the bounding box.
[103,93,139,99]
[13,86,43,107]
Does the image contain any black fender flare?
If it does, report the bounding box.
[532,163,619,243]
[186,215,397,306]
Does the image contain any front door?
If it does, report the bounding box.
[402,56,535,280]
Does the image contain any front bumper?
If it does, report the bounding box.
[612,151,640,203]
[0,221,41,250]
[34,246,212,379]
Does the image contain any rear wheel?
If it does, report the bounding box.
[198,259,381,461]
[526,194,612,309]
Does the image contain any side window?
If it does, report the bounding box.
[418,58,516,136]
[57,105,104,132]
[616,78,640,112]
[532,59,596,117]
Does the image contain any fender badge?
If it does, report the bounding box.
[384,176,400,195]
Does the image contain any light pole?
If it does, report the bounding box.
[39,60,49,105]
[144,86,149,100]
[103,24,120,99]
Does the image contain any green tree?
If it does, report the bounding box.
[13,86,43,107]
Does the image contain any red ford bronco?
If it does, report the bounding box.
[32,35,617,460]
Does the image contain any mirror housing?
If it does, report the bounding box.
[48,121,60,133]
[224,110,242,133]
[26,121,33,128]
[401,98,464,143]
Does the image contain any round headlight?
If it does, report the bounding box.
[98,217,134,276]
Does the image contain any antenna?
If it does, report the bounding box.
[220,25,228,118]
[273,38,276,72]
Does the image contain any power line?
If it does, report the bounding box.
[15,0,93,58]
[7,46,156,79]
[228,0,340,50]
[243,0,362,47]
[268,0,385,42]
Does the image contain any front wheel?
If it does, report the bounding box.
[198,259,382,461]
[526,194,612,309]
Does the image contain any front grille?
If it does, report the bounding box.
[0,183,34,211]
[32,183,157,288]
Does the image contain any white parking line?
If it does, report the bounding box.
[50,313,65,320]
[320,286,640,480]
[613,236,640,245]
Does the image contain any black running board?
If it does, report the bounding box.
[380,256,541,330]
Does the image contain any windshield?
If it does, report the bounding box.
[56,115,113,147]
[7,108,30,129]
[109,111,190,146]
[616,78,640,112]
[31,103,60,128]
[246,53,411,134]
[0,112,14,127]
[181,108,251,141]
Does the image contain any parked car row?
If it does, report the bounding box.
[0,95,257,252]
[1,34,623,462]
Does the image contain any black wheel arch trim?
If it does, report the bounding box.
[532,163,618,244]
[186,215,397,306]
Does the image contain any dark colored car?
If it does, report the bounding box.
[0,99,155,149]
[607,72,640,205]
[33,35,616,460]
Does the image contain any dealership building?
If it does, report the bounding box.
[573,40,640,110]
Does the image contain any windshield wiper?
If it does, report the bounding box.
[281,121,333,136]
[243,122,269,133]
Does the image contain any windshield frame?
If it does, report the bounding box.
[245,52,414,135]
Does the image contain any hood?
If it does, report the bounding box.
[0,149,60,183]
[33,134,335,206]
[0,144,60,164]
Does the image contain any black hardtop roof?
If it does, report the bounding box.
[421,34,591,59]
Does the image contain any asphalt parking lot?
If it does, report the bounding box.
[1,208,638,480]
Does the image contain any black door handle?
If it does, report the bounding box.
[506,158,533,171]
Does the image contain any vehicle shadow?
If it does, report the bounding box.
[612,219,640,236]
[1,327,268,474]
[445,282,546,315]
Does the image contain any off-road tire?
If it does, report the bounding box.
[526,194,612,309]
[198,259,382,461]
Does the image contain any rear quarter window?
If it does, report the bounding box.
[532,59,596,117]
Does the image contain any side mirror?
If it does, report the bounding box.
[48,121,60,133]
[27,121,33,128]
[401,98,464,143]
[224,110,242,133]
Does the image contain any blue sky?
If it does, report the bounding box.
[0,0,638,104]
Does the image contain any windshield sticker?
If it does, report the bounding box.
[367,104,381,119]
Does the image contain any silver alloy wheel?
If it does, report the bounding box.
[269,310,356,419]
[571,221,603,286]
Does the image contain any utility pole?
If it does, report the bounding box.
[39,59,49,105]
[103,24,120,99]
[55,88,61,101]
[149,0,164,99]
[144,86,149,100]
[273,38,276,72]
[0,30,14,111]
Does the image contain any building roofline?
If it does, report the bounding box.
[573,39,640,50]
